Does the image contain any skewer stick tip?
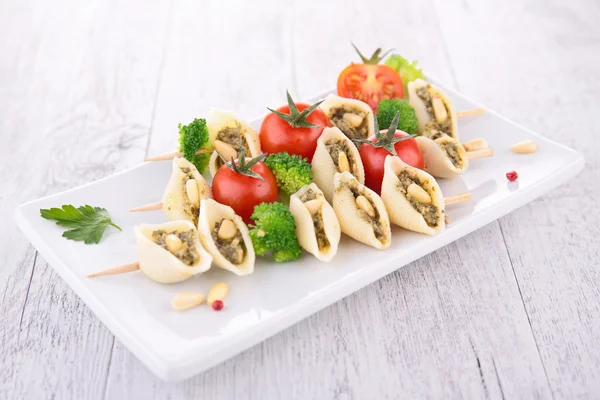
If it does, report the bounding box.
[457,108,486,118]
[145,151,183,162]
[88,261,141,278]
[129,202,163,212]
[444,192,472,206]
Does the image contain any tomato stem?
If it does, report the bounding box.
[353,111,416,156]
[218,147,266,181]
[267,90,324,129]
[351,43,394,65]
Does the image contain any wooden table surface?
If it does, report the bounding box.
[2,0,599,398]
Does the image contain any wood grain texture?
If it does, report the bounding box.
[0,0,171,398]
[1,0,599,399]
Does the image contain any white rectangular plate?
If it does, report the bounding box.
[15,83,584,381]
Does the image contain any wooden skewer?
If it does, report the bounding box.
[444,192,471,205]
[467,148,494,160]
[145,148,211,162]
[88,261,140,278]
[129,202,163,212]
[457,108,485,118]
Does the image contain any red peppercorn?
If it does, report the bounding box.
[212,300,224,311]
[506,171,518,181]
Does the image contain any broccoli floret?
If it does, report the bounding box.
[178,118,210,173]
[264,152,312,196]
[376,99,419,135]
[248,202,302,262]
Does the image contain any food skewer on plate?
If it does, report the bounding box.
[145,109,261,178]
[88,220,213,283]
[381,155,470,235]
[130,157,212,224]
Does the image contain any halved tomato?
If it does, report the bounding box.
[337,46,404,110]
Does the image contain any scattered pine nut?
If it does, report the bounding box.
[207,282,229,305]
[510,140,538,154]
[171,292,205,311]
[463,138,488,152]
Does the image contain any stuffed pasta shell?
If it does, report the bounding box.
[332,172,391,249]
[381,156,445,235]
[408,79,458,141]
[312,126,365,203]
[416,135,469,178]
[134,220,212,283]
[198,199,255,276]
[161,157,212,225]
[289,183,341,262]
[320,94,374,141]
[207,108,261,176]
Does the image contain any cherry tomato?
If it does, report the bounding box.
[260,102,330,162]
[212,160,278,224]
[359,131,424,194]
[337,63,404,110]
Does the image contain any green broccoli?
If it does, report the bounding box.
[248,202,302,262]
[178,118,211,173]
[264,152,312,196]
[376,99,419,135]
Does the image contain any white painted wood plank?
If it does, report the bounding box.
[434,0,600,397]
[0,0,171,398]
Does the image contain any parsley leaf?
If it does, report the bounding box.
[40,205,122,244]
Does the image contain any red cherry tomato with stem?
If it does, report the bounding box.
[260,91,330,162]
[212,151,278,224]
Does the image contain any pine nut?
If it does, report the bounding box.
[407,183,432,204]
[214,139,238,161]
[207,282,228,305]
[257,229,265,237]
[356,195,376,218]
[171,292,205,311]
[186,179,200,207]
[432,96,448,123]
[510,140,538,154]
[338,151,350,173]
[343,112,363,127]
[217,219,237,240]
[166,234,183,252]
[463,138,488,152]
[304,199,322,215]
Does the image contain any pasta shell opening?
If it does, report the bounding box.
[135,220,212,283]
[408,79,458,142]
[198,198,255,276]
[381,156,445,235]
[332,171,391,249]
[289,183,341,262]
[320,94,374,141]
[161,157,212,225]
[312,126,365,203]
